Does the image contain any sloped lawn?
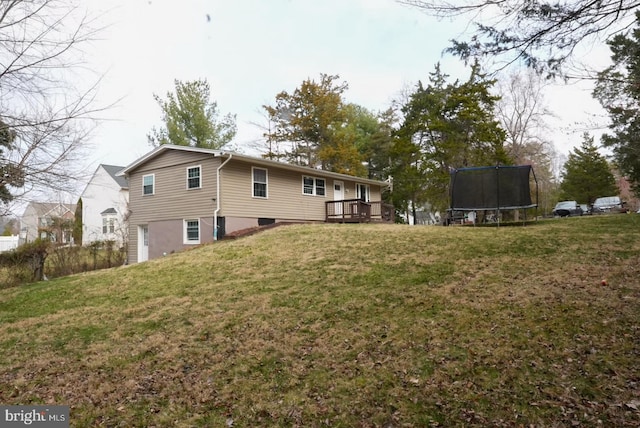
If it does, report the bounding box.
[1,215,639,426]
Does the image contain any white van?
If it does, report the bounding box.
[592,196,626,213]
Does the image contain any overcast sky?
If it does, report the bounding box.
[83,0,611,169]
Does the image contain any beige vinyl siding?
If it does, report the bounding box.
[128,151,220,263]
[371,187,381,201]
[129,151,220,223]
[129,224,138,263]
[126,149,388,262]
[219,159,383,221]
[135,149,213,172]
[220,160,326,220]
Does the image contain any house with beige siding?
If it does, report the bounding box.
[119,144,393,263]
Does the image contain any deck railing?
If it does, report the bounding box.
[325,199,395,223]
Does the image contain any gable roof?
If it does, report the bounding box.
[119,144,390,187]
[23,202,76,218]
[101,164,129,189]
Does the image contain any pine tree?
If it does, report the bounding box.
[560,134,618,205]
[263,74,348,168]
[394,63,509,210]
[73,198,83,245]
[593,13,640,196]
[148,79,236,149]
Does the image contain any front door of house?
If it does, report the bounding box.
[333,181,344,215]
[139,225,149,262]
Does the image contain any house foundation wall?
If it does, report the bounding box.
[223,217,260,235]
[222,216,321,236]
[147,217,214,260]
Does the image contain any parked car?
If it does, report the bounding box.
[552,200,583,217]
[592,196,626,214]
[580,204,590,215]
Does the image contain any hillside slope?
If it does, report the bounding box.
[1,216,640,427]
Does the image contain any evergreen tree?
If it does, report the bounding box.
[394,63,509,211]
[263,74,349,169]
[148,79,236,149]
[262,75,397,179]
[388,133,427,222]
[354,107,397,181]
[73,198,83,245]
[560,134,618,205]
[593,13,640,196]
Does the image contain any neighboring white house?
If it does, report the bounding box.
[79,164,129,245]
[20,202,77,244]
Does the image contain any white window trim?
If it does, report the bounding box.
[102,215,117,234]
[186,165,202,190]
[252,167,268,198]
[302,175,326,197]
[356,183,371,202]
[183,219,200,244]
[143,174,155,196]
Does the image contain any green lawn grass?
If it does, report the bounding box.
[1,215,639,427]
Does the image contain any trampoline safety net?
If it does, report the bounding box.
[450,165,537,211]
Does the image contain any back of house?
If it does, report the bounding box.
[121,145,391,263]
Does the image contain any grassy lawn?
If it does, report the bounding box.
[1,215,639,427]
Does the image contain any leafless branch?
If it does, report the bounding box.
[1,0,107,213]
[397,0,640,76]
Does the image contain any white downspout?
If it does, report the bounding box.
[214,153,233,240]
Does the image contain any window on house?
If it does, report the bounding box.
[143,174,154,195]
[187,166,201,189]
[356,183,370,202]
[303,176,314,195]
[302,176,326,196]
[184,219,200,244]
[102,216,116,234]
[252,167,267,198]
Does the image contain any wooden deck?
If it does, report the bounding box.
[326,199,395,223]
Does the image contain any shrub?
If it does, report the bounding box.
[0,239,50,287]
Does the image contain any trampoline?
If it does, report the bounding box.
[448,165,538,225]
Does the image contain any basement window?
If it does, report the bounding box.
[184,219,200,244]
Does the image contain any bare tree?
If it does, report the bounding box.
[0,0,104,215]
[495,70,554,162]
[397,1,640,76]
[494,70,561,214]
[248,108,288,161]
